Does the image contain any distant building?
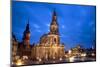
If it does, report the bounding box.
[12,34,18,57]
[12,34,18,63]
[70,45,84,57]
[31,11,65,60]
[17,21,32,58]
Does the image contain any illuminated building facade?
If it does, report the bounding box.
[31,11,65,60]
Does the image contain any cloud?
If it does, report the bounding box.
[62,25,66,29]
[45,23,50,27]
[47,29,49,32]
[33,24,40,29]
[60,34,65,38]
[37,29,42,33]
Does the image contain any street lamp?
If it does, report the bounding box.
[68,50,72,54]
[39,58,42,62]
[68,56,75,62]
[59,57,62,61]
[16,59,23,65]
[81,53,87,57]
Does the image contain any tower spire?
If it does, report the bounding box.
[53,10,56,18]
[22,18,30,48]
[50,10,59,34]
[52,10,57,23]
[26,19,30,33]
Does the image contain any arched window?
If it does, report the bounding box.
[54,38,56,44]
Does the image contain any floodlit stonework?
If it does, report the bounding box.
[31,11,65,60]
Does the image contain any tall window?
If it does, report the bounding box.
[54,38,56,44]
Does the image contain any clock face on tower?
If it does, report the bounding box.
[51,24,58,33]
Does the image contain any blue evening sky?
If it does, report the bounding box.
[12,1,96,50]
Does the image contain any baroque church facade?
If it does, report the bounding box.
[31,11,65,60]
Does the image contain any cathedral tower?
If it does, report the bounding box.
[50,11,59,35]
[48,10,60,45]
[39,10,60,46]
[23,20,30,48]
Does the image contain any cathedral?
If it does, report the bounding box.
[31,11,65,60]
[12,10,65,62]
